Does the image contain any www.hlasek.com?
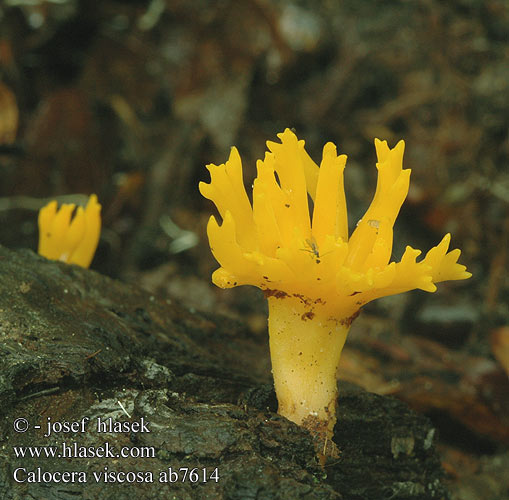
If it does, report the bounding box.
[12,416,219,484]
[13,441,154,459]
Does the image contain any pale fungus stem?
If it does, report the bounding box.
[268,295,349,456]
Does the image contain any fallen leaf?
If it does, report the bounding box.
[491,326,509,377]
[0,80,18,144]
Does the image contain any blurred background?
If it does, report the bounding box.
[0,1,508,498]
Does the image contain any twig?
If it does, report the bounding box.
[19,386,60,401]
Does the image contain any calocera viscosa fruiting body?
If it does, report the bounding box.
[200,129,471,458]
[38,194,101,268]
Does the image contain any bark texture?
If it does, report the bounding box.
[0,246,448,499]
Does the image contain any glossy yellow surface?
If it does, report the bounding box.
[200,129,470,318]
[38,194,101,268]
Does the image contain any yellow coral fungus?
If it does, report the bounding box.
[200,129,471,459]
[38,194,101,268]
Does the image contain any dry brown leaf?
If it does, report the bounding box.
[0,80,18,144]
[490,326,509,377]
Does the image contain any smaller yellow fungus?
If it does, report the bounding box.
[38,194,101,268]
[200,129,471,461]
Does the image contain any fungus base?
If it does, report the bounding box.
[267,295,350,457]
